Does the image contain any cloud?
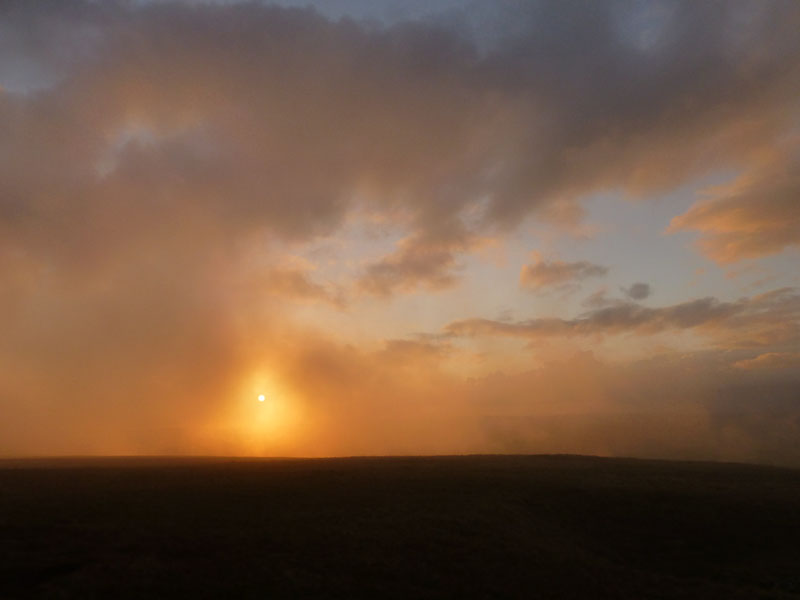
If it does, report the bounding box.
[668,144,800,263]
[581,287,617,309]
[358,234,467,296]
[622,282,651,300]
[733,352,800,371]
[471,0,800,228]
[445,288,800,346]
[0,1,799,461]
[519,253,607,291]
[263,267,346,308]
[378,338,449,363]
[0,1,798,291]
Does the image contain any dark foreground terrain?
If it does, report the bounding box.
[2,455,800,599]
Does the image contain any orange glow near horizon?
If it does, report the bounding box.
[192,370,310,456]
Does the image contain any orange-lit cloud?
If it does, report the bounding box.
[669,145,800,263]
[2,1,798,280]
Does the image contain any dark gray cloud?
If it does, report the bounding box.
[623,282,651,300]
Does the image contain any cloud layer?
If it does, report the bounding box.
[0,0,799,462]
[446,288,800,348]
[2,0,799,280]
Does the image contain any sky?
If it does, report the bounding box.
[1,0,799,463]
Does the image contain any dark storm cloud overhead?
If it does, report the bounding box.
[446,288,800,347]
[519,254,608,291]
[1,0,799,290]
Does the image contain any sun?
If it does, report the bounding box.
[199,370,308,456]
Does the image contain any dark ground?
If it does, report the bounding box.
[1,455,800,599]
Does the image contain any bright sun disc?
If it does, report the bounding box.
[257,394,265,402]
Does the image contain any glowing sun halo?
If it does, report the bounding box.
[257,394,265,402]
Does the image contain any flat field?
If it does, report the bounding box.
[2,455,799,598]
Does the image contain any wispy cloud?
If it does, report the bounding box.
[669,145,800,263]
[446,288,800,347]
[519,253,607,291]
